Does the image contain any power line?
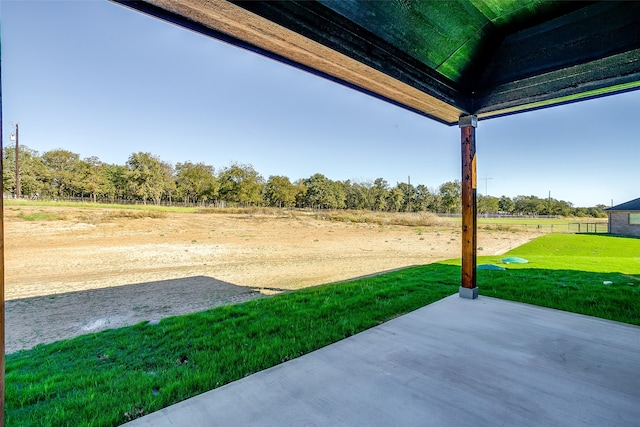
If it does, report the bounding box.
[481,177,492,196]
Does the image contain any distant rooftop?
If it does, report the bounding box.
[607,197,640,211]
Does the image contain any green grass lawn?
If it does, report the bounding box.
[6,234,640,426]
[454,234,640,323]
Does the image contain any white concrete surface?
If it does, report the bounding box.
[124,295,640,426]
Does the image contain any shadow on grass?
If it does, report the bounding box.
[590,233,640,240]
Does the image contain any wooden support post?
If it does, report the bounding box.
[459,115,478,299]
[0,42,5,425]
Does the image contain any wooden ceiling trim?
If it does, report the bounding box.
[114,0,640,125]
[131,0,464,124]
[480,1,640,87]
[475,49,640,116]
[477,79,640,120]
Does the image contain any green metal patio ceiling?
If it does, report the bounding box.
[113,0,640,125]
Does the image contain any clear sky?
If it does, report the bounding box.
[2,1,639,208]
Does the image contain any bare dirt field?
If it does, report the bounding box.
[4,205,539,353]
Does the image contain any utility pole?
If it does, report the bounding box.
[481,177,492,196]
[408,175,411,212]
[1,65,6,427]
[9,124,20,199]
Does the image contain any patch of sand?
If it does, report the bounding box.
[4,206,538,353]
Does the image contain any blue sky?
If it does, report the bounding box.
[2,1,638,208]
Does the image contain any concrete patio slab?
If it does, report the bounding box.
[124,295,640,426]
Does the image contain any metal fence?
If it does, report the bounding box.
[478,222,608,234]
[6,195,610,234]
[567,222,609,234]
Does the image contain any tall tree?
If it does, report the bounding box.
[102,164,130,202]
[498,195,515,214]
[478,195,499,215]
[263,175,296,208]
[3,145,46,198]
[414,184,436,212]
[174,161,218,205]
[371,178,389,211]
[552,199,573,216]
[513,195,543,215]
[79,156,105,202]
[294,179,308,208]
[386,187,404,212]
[589,205,608,218]
[342,180,371,210]
[395,182,416,212]
[161,160,176,205]
[303,173,345,209]
[438,180,461,213]
[41,149,82,198]
[218,162,264,206]
[357,180,376,210]
[126,152,171,205]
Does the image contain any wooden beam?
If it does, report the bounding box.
[474,1,640,118]
[112,0,467,125]
[0,44,5,425]
[459,115,478,299]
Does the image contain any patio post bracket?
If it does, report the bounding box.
[459,115,478,299]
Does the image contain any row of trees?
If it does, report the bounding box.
[2,146,607,217]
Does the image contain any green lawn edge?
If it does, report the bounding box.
[6,234,640,426]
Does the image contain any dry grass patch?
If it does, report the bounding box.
[103,210,168,220]
[312,210,449,227]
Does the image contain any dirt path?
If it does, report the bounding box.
[4,206,539,353]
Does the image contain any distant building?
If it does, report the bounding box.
[607,198,640,237]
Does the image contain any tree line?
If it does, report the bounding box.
[2,146,607,217]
